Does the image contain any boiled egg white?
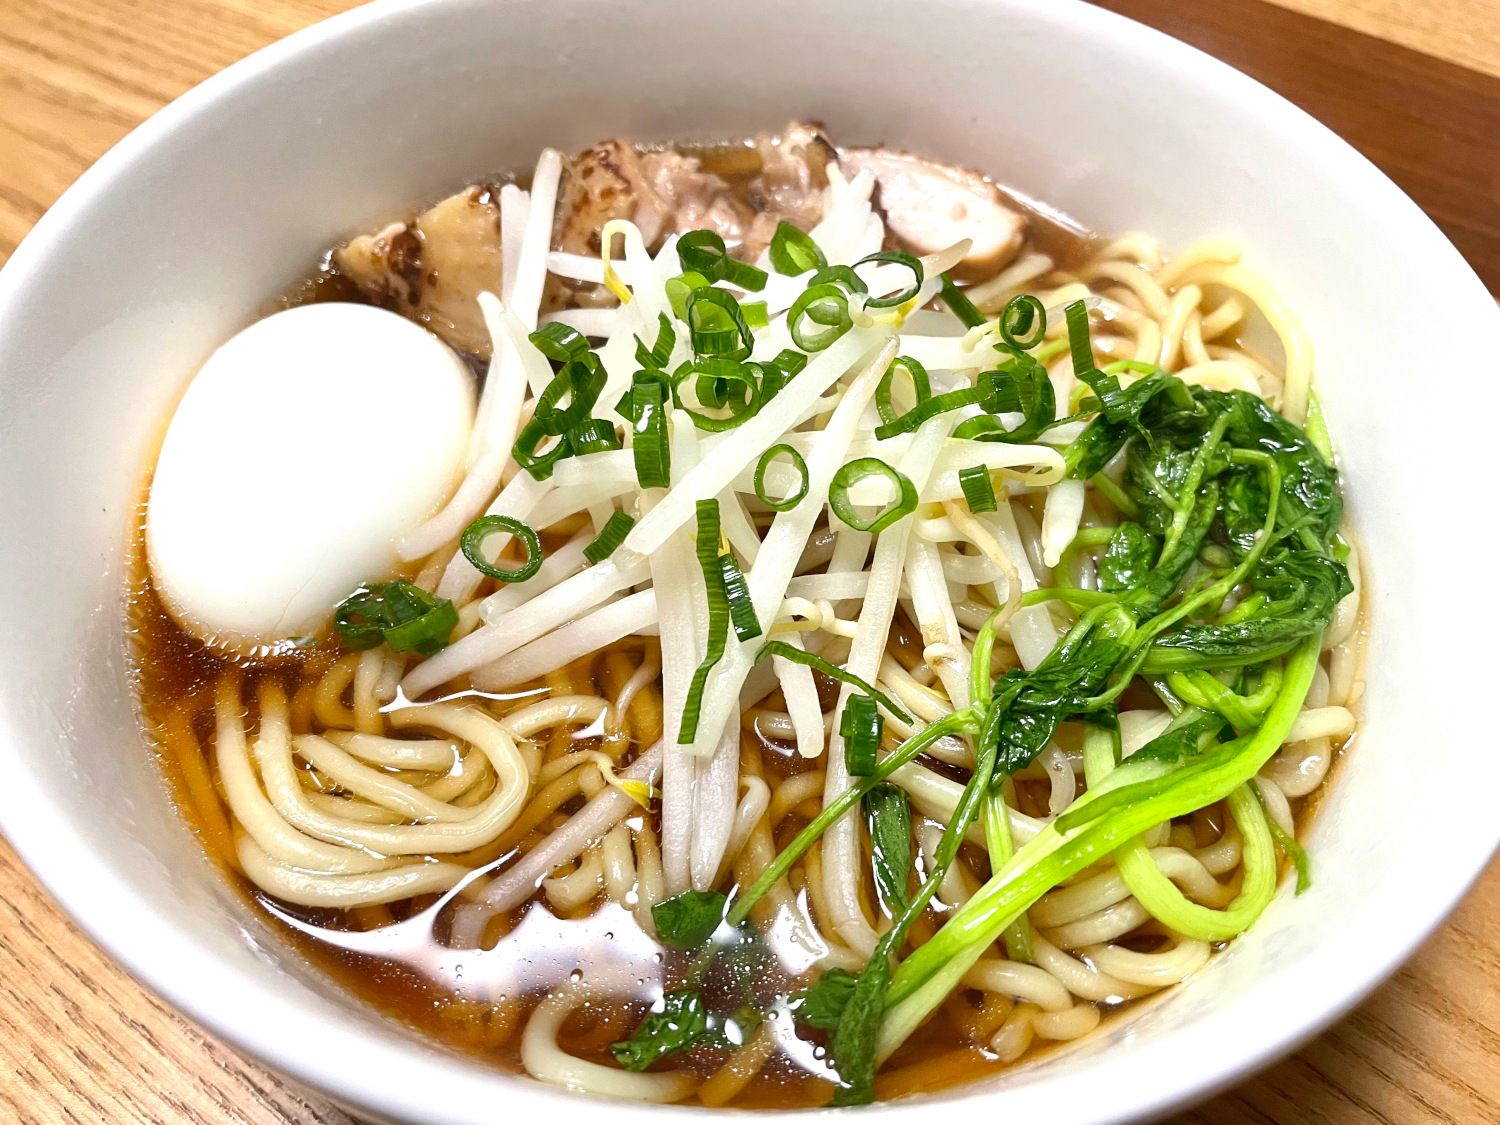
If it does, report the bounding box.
[147,303,474,650]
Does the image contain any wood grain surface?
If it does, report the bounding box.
[1,1,1498,1122]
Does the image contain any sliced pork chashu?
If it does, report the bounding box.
[840,147,1025,280]
[335,184,503,358]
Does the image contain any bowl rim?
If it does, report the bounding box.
[1,0,1498,1122]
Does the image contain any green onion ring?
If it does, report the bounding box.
[677,228,767,292]
[461,515,544,583]
[855,250,925,309]
[788,283,852,352]
[939,272,986,329]
[529,322,590,363]
[829,457,918,533]
[875,355,933,427]
[671,357,761,433]
[769,220,827,276]
[1000,294,1047,351]
[685,286,754,360]
[584,510,635,565]
[754,443,811,511]
[959,465,999,513]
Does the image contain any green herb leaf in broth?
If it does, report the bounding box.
[651,889,728,950]
[862,783,913,913]
[609,989,711,1072]
[789,968,858,1030]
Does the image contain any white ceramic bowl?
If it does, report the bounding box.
[1,1,1496,1121]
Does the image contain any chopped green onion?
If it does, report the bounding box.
[1065,299,1102,384]
[529,321,590,363]
[630,375,671,489]
[938,272,986,329]
[584,510,635,565]
[759,349,807,401]
[829,457,918,532]
[680,500,730,742]
[999,294,1047,351]
[875,356,932,427]
[685,286,754,360]
[672,356,761,433]
[666,270,711,320]
[949,354,1057,445]
[334,579,457,657]
[754,443,810,511]
[677,228,767,292]
[788,282,852,352]
[854,250,924,309]
[769,220,827,276]
[876,379,990,444]
[741,300,769,328]
[809,264,868,294]
[511,418,571,480]
[566,416,621,454]
[461,515,544,583]
[533,353,607,434]
[718,552,762,642]
[959,465,998,513]
[754,640,912,724]
[634,312,676,371]
[840,694,883,775]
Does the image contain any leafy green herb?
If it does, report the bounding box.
[609,989,710,1071]
[863,783,912,912]
[1263,804,1313,894]
[652,889,728,949]
[790,969,857,1030]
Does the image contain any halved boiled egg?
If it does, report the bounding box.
[147,303,474,651]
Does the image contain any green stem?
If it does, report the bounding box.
[1053,525,1116,591]
[1089,471,1138,518]
[1083,725,1278,941]
[726,708,978,927]
[1021,587,1119,610]
[874,635,1321,1060]
[983,784,1034,963]
[1159,412,1230,564]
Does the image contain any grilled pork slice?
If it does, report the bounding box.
[839,147,1024,279]
[335,185,503,358]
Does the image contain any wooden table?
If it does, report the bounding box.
[1,2,1497,1122]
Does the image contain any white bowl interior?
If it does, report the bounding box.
[1,1,1497,1122]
